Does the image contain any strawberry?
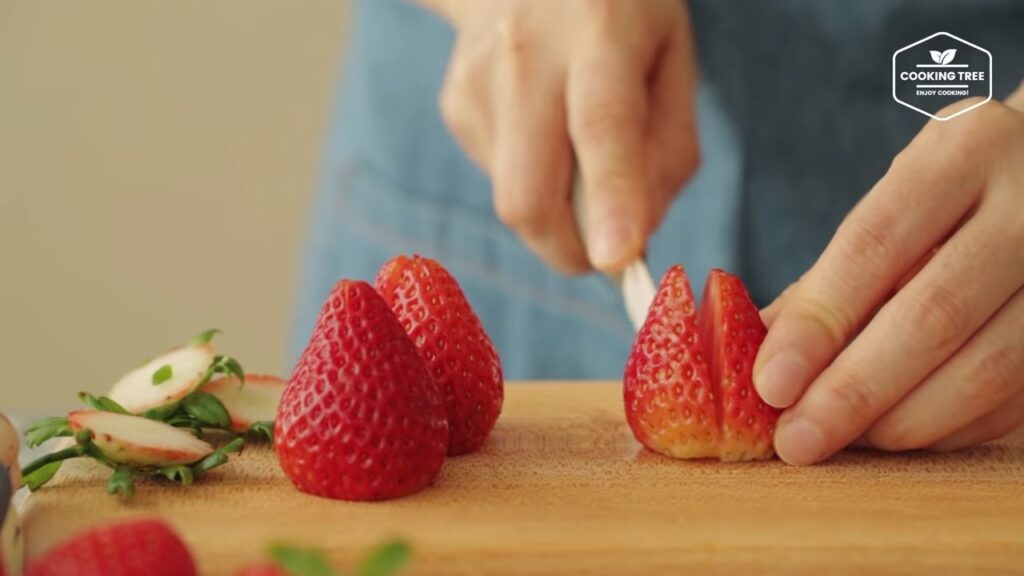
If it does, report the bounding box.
[375,255,503,456]
[623,265,779,461]
[699,269,778,461]
[25,518,197,576]
[624,266,719,459]
[276,280,449,501]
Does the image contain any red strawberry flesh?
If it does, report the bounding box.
[699,269,778,461]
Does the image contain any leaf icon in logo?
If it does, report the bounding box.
[930,50,944,64]
[941,49,957,65]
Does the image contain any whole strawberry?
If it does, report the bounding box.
[25,519,197,576]
[375,255,503,456]
[276,280,449,501]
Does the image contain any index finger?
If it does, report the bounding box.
[566,6,664,273]
[751,114,988,409]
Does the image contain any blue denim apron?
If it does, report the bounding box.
[292,0,1023,379]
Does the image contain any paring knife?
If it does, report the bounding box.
[571,171,657,332]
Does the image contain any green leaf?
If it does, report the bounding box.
[182,392,231,429]
[159,465,194,485]
[143,402,182,422]
[23,461,63,492]
[358,540,411,576]
[198,355,246,387]
[190,328,222,346]
[270,545,336,576]
[107,466,135,499]
[79,392,129,415]
[191,437,244,476]
[24,417,72,448]
[152,364,174,385]
[248,421,274,442]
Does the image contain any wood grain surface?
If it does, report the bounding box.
[21,382,1024,575]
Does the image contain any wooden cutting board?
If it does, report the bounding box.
[21,382,1024,575]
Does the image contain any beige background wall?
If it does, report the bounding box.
[0,1,348,410]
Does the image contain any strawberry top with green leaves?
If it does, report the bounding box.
[276,280,449,501]
[375,255,503,456]
[624,265,720,459]
[624,265,779,461]
[25,519,197,576]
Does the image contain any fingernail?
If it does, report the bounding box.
[775,417,826,465]
[754,351,810,408]
[589,220,637,270]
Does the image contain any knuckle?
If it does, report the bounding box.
[971,348,1022,402]
[823,372,878,422]
[895,284,969,353]
[497,8,531,59]
[439,66,476,132]
[572,98,637,143]
[664,145,700,191]
[789,292,858,351]
[438,83,463,128]
[835,216,897,272]
[927,100,1016,158]
[492,186,544,235]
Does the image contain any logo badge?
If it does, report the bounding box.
[892,32,992,121]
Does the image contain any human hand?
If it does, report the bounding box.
[422,0,699,274]
[756,85,1024,464]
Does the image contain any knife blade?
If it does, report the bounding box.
[571,171,657,332]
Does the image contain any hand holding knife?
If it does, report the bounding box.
[571,170,657,332]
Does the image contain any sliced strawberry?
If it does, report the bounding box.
[276,280,449,501]
[624,266,720,459]
[204,375,285,433]
[25,518,197,576]
[700,269,778,461]
[68,410,214,467]
[624,265,780,461]
[375,255,503,456]
[108,345,215,414]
